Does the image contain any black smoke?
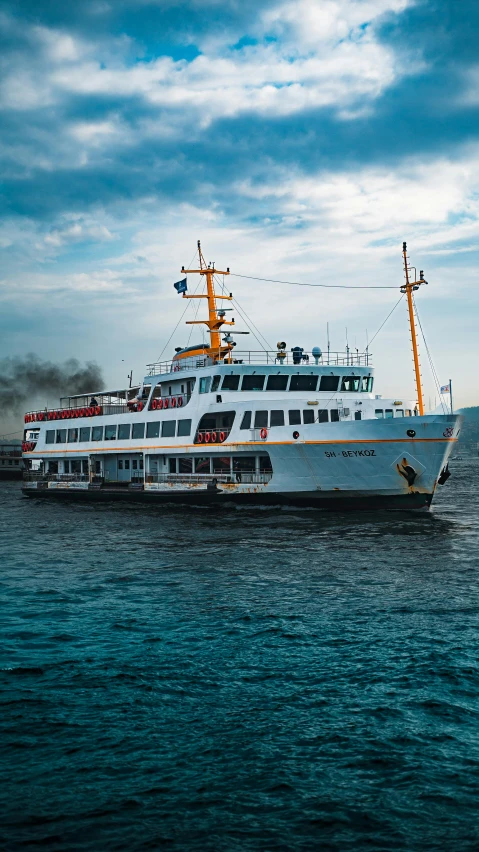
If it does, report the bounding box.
[0,354,104,418]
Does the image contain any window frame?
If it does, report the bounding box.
[290,375,318,392]
[241,374,266,392]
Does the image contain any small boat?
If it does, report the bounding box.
[21,242,461,511]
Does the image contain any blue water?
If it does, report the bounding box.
[1,462,479,851]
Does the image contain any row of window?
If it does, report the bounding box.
[165,456,272,475]
[45,420,192,444]
[239,409,342,429]
[199,374,373,394]
[48,458,145,473]
[375,409,414,418]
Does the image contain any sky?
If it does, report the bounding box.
[1,0,478,409]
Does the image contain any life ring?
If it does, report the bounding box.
[197,432,204,443]
[61,410,67,419]
[211,431,217,442]
[205,432,211,443]
[171,397,177,408]
[95,406,102,415]
[219,431,226,442]
[137,402,143,412]
[157,399,163,410]
[163,398,169,409]
[80,408,85,417]
[260,428,268,440]
[177,396,183,407]
[152,399,157,410]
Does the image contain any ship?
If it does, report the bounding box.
[0,440,24,480]
[21,241,460,511]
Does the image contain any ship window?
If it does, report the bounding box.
[213,456,231,473]
[71,460,82,474]
[405,409,412,417]
[162,421,176,438]
[146,421,161,439]
[319,375,339,392]
[375,409,384,419]
[395,409,404,417]
[385,409,393,419]
[354,411,362,420]
[270,410,285,427]
[64,460,70,473]
[68,428,79,443]
[48,460,58,473]
[46,430,55,444]
[118,424,131,440]
[317,410,329,423]
[330,409,339,422]
[179,457,193,473]
[140,458,143,469]
[259,455,273,473]
[124,459,130,470]
[199,377,212,394]
[211,376,221,392]
[169,458,177,473]
[132,459,138,470]
[303,410,315,424]
[195,457,211,474]
[118,460,123,470]
[361,376,374,392]
[221,375,240,391]
[178,419,192,437]
[233,456,255,473]
[266,375,288,391]
[254,410,268,428]
[80,427,91,442]
[92,426,103,441]
[242,375,265,391]
[288,410,301,425]
[56,429,67,443]
[14,460,19,465]
[290,375,318,392]
[240,411,252,429]
[132,423,145,439]
[341,376,360,392]
[105,425,117,441]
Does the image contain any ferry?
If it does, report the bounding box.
[0,440,24,480]
[21,242,460,511]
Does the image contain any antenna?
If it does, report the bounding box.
[327,322,330,365]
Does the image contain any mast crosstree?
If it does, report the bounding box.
[181,241,234,362]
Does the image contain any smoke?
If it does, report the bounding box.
[0,354,104,421]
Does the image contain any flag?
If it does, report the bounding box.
[440,384,450,394]
[174,278,187,294]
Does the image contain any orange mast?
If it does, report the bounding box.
[181,241,235,362]
[401,241,426,416]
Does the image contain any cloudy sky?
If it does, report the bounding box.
[1,0,477,408]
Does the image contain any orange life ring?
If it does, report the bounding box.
[152,399,157,410]
[171,397,177,408]
[260,427,268,440]
[137,402,143,412]
[177,396,183,407]
[205,432,211,443]
[163,398,169,409]
[157,399,163,410]
[197,432,204,443]
[219,431,226,442]
[95,406,101,415]
[211,431,217,442]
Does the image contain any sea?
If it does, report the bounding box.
[1,459,479,851]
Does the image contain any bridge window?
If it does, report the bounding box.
[211,376,221,392]
[385,409,393,419]
[46,430,55,444]
[290,375,318,392]
[162,421,176,438]
[242,375,265,391]
[266,375,288,391]
[303,410,315,424]
[375,409,384,419]
[56,429,67,443]
[341,376,360,392]
[405,409,412,417]
[270,410,285,427]
[395,409,404,417]
[317,410,329,423]
[146,421,160,438]
[288,410,301,425]
[132,423,145,439]
[68,428,79,443]
[118,424,131,440]
[80,427,91,442]
[319,375,339,392]
[361,376,374,392]
[105,425,117,440]
[199,377,212,394]
[240,411,252,429]
[254,410,268,428]
[221,374,240,391]
[178,419,192,437]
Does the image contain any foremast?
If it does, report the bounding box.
[181,241,234,363]
[401,242,427,416]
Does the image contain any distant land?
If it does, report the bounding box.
[458,407,479,455]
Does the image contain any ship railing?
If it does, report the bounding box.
[23,472,90,483]
[0,450,22,457]
[146,350,372,375]
[146,472,272,485]
[24,395,192,424]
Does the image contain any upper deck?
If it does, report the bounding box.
[146,349,372,377]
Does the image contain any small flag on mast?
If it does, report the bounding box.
[440,384,450,394]
[174,278,187,294]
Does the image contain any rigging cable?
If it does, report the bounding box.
[361,294,405,352]
[213,272,273,352]
[230,273,398,290]
[412,295,449,414]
